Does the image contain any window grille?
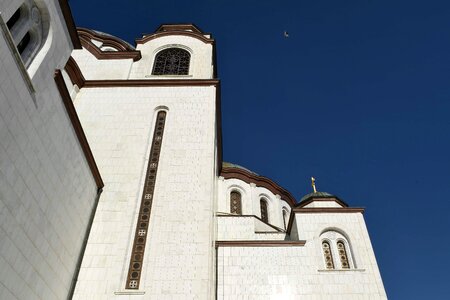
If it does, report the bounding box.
[260,199,268,223]
[337,241,350,269]
[152,48,190,75]
[322,241,334,269]
[230,191,242,215]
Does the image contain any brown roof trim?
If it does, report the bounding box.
[136,31,214,45]
[64,57,85,88]
[155,24,204,34]
[58,0,81,49]
[83,79,219,88]
[216,83,222,174]
[54,70,104,189]
[220,167,297,206]
[77,28,141,61]
[293,207,365,214]
[217,214,284,232]
[215,240,306,248]
[296,197,349,208]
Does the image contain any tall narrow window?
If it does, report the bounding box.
[282,209,288,230]
[17,32,30,54]
[6,7,21,30]
[260,199,268,223]
[126,111,167,289]
[230,191,242,215]
[152,48,190,75]
[322,241,334,269]
[337,241,350,269]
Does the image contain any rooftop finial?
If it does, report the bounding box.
[311,177,317,193]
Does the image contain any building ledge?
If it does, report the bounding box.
[318,268,366,273]
[114,291,146,295]
[216,240,306,247]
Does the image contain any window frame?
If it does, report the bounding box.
[151,47,191,76]
[319,230,356,270]
[259,198,269,223]
[229,190,242,215]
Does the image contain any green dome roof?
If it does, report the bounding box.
[299,191,335,203]
[222,162,258,175]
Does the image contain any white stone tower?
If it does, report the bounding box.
[69,24,220,299]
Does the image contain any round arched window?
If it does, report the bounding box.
[152,48,190,75]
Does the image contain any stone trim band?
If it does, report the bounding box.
[54,70,103,189]
[126,111,167,290]
[216,240,306,248]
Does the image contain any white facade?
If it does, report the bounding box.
[0,2,387,299]
[0,0,99,299]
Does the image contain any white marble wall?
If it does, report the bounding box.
[217,211,387,299]
[0,0,99,299]
[71,49,133,80]
[217,178,292,230]
[73,85,218,299]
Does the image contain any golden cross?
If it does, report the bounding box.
[311,177,317,193]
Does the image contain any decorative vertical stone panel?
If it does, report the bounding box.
[126,111,167,289]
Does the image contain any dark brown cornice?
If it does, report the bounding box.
[296,197,349,208]
[58,0,81,49]
[54,70,104,189]
[155,24,204,33]
[64,57,85,88]
[215,240,306,248]
[293,207,365,214]
[77,28,141,61]
[220,167,296,206]
[217,214,284,232]
[136,30,214,45]
[83,79,219,88]
[216,83,222,174]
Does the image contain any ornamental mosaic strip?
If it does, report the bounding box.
[126,111,166,290]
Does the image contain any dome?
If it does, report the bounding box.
[299,191,336,203]
[222,162,258,175]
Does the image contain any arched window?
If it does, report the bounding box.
[337,240,350,269]
[152,48,190,75]
[4,2,47,67]
[322,241,334,269]
[282,209,289,230]
[319,230,355,270]
[230,191,242,215]
[260,199,268,223]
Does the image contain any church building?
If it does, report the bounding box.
[0,0,387,299]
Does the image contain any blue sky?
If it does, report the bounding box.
[70,1,450,298]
